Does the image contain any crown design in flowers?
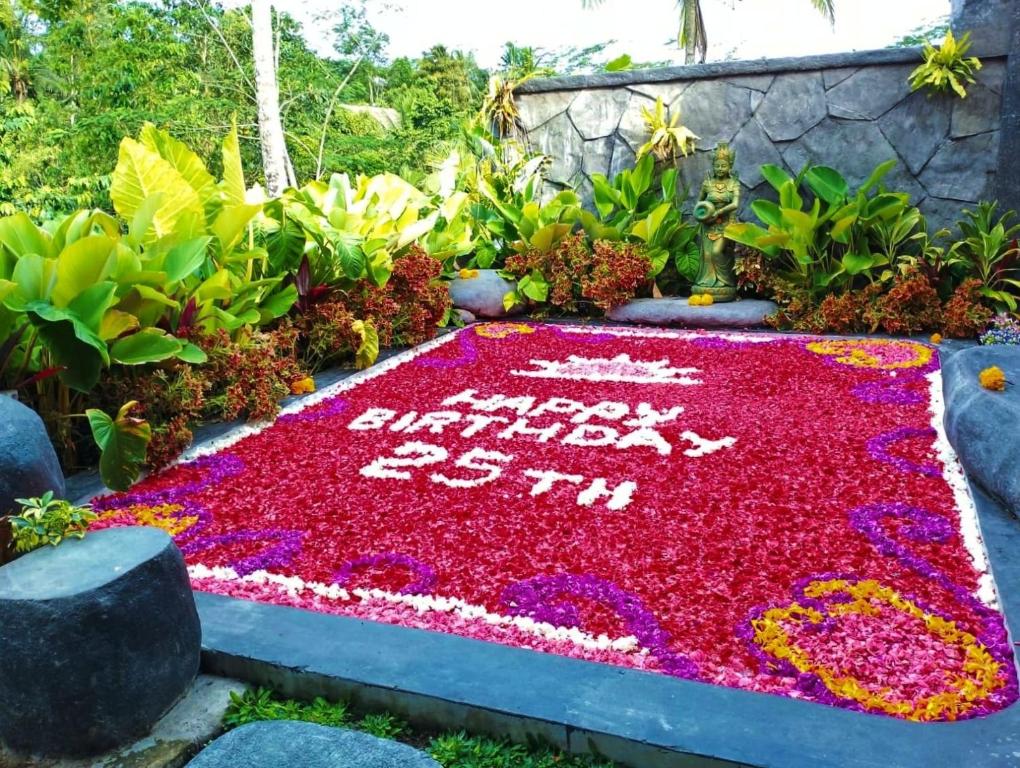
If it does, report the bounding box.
[511,354,702,385]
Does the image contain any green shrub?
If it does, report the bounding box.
[223,688,615,768]
[8,491,96,554]
[909,30,982,98]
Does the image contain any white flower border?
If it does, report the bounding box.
[188,564,645,655]
[927,370,999,607]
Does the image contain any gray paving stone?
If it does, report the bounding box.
[186,721,439,768]
[580,136,614,178]
[616,92,656,150]
[732,117,785,189]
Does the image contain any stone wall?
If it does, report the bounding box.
[515,47,1010,230]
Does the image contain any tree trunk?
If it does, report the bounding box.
[251,0,289,196]
[683,0,697,65]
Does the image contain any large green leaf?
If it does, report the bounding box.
[518,270,549,303]
[842,252,876,276]
[67,281,118,332]
[164,236,212,283]
[804,166,849,206]
[139,123,217,205]
[751,200,783,229]
[8,253,56,304]
[221,117,247,206]
[336,238,367,280]
[52,235,117,307]
[674,239,701,281]
[25,301,109,392]
[109,328,184,365]
[211,204,262,254]
[111,137,204,240]
[760,164,794,192]
[87,401,151,492]
[0,212,52,259]
[860,159,898,194]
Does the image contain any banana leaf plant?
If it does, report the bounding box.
[585,153,699,283]
[499,191,583,309]
[725,160,914,300]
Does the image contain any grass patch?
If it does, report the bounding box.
[224,688,617,768]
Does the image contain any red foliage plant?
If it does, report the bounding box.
[505,234,652,314]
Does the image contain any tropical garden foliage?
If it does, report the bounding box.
[0,0,1016,492]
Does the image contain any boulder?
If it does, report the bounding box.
[0,395,64,516]
[607,297,778,328]
[186,721,441,768]
[0,527,201,757]
[942,346,1020,516]
[448,270,523,318]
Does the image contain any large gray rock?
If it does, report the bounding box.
[952,0,1015,55]
[567,88,630,140]
[878,90,952,175]
[679,80,753,149]
[515,91,575,131]
[627,81,689,106]
[617,92,656,150]
[0,395,65,516]
[608,140,637,180]
[0,527,200,757]
[920,131,999,201]
[732,117,785,189]
[607,298,778,328]
[782,118,926,203]
[186,721,440,768]
[581,136,614,178]
[528,112,582,184]
[826,65,913,120]
[755,72,827,141]
[448,270,522,318]
[950,82,1002,138]
[942,345,1020,516]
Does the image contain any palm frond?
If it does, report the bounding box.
[809,0,836,24]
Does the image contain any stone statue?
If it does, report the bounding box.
[692,143,740,302]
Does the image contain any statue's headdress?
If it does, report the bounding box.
[714,142,736,165]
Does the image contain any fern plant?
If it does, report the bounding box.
[909,30,982,98]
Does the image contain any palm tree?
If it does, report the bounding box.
[583,0,836,65]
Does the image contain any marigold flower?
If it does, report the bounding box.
[979,366,1007,391]
[458,268,480,280]
[290,376,316,395]
[930,333,942,345]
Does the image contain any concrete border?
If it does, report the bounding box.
[185,332,1020,768]
[514,47,1012,95]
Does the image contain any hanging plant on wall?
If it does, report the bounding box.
[637,97,699,164]
[909,29,983,98]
